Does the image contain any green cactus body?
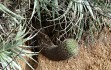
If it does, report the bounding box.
[41,38,79,61]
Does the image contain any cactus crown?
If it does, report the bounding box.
[62,38,79,55]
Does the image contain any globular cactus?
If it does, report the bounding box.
[41,38,79,61]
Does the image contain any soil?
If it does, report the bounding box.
[21,27,111,70]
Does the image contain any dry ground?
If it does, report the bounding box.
[21,27,111,70]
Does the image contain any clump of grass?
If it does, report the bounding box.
[0,3,37,70]
[33,0,111,42]
[0,25,37,70]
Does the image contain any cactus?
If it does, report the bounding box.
[40,38,79,61]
